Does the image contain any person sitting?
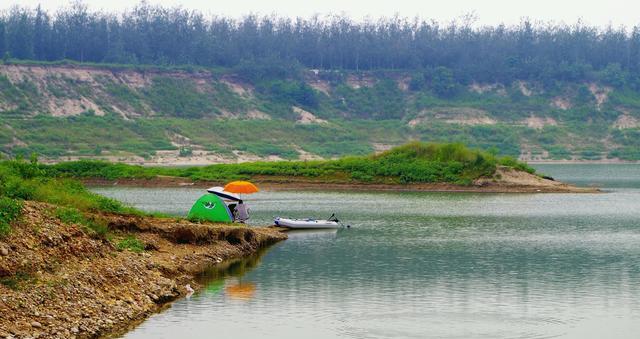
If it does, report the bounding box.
[235,200,250,223]
[228,203,237,220]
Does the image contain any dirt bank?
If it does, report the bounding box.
[0,201,286,338]
[82,167,599,193]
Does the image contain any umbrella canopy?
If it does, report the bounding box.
[223,181,259,194]
[207,186,241,202]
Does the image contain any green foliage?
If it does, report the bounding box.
[497,156,536,174]
[101,79,145,112]
[0,271,33,290]
[333,79,405,119]
[233,57,302,82]
[178,147,193,157]
[256,80,318,109]
[46,142,533,185]
[235,143,298,160]
[143,77,217,118]
[54,206,109,238]
[0,159,139,215]
[409,73,426,91]
[0,197,23,237]
[6,114,174,157]
[116,235,145,253]
[601,63,628,88]
[430,67,457,98]
[54,207,85,225]
[3,4,640,89]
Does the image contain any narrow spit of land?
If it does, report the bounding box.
[0,201,286,338]
[53,142,600,193]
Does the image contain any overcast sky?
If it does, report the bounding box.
[2,0,639,28]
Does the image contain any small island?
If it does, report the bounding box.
[50,142,596,193]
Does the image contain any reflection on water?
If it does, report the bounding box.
[195,246,271,300]
[99,164,640,339]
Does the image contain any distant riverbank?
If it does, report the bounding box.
[82,166,598,193]
[43,142,599,193]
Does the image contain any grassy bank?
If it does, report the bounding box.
[0,157,142,238]
[41,142,534,185]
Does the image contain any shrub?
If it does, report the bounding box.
[179,147,193,157]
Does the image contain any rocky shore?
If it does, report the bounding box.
[0,201,286,338]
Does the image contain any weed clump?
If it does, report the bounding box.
[116,236,145,253]
[0,197,23,237]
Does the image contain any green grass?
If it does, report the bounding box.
[0,159,139,214]
[53,206,109,238]
[0,196,23,237]
[116,235,145,253]
[0,157,147,239]
[44,142,535,185]
[0,271,34,290]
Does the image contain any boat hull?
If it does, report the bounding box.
[274,217,341,229]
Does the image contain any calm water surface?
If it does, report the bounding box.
[92,164,640,339]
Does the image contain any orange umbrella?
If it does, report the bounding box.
[223,181,259,194]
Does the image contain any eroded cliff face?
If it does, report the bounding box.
[0,201,286,338]
[0,63,637,163]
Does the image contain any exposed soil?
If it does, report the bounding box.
[522,115,558,130]
[292,106,328,124]
[613,114,639,129]
[588,83,612,109]
[0,201,286,338]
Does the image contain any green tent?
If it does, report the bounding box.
[187,194,233,222]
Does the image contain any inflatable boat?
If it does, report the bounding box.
[274,215,342,229]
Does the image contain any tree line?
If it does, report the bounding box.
[2,2,640,85]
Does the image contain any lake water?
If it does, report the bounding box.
[92,164,640,339]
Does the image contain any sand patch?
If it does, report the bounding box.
[408,108,496,126]
[295,147,324,161]
[245,109,271,120]
[551,97,572,110]
[588,83,612,109]
[232,150,284,163]
[396,76,411,91]
[372,143,395,153]
[293,106,328,124]
[474,166,570,190]
[469,83,505,95]
[346,75,376,89]
[523,115,558,130]
[167,132,192,147]
[307,79,332,95]
[517,81,533,96]
[220,78,252,96]
[5,136,27,148]
[49,97,106,117]
[613,114,639,129]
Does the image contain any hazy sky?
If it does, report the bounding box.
[2,0,639,28]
